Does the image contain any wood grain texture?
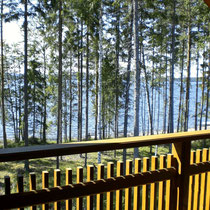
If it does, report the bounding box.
[0,130,209,162]
[0,168,177,209]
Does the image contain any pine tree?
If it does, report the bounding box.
[1,0,7,148]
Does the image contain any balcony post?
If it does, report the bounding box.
[172,140,191,210]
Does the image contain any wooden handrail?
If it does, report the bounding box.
[0,167,177,209]
[188,161,210,175]
[0,130,209,162]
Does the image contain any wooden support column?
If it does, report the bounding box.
[172,140,191,210]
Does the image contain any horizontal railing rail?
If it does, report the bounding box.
[0,130,210,210]
[0,130,209,162]
[0,167,177,209]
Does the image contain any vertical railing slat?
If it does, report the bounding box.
[76,167,83,210]
[107,162,114,210]
[116,161,123,210]
[66,168,72,210]
[87,165,94,210]
[54,169,61,210]
[165,154,173,210]
[205,148,210,210]
[125,160,132,210]
[193,150,202,210]
[188,151,195,210]
[42,171,49,210]
[133,158,141,210]
[142,157,149,210]
[17,174,24,210]
[4,176,10,195]
[150,156,158,210]
[97,164,104,210]
[158,155,166,210]
[199,148,208,210]
[29,172,37,210]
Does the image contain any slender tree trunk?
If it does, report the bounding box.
[199,65,205,130]
[195,44,199,131]
[69,51,73,142]
[168,0,176,134]
[14,71,19,142]
[157,73,161,134]
[85,30,89,141]
[18,67,22,141]
[95,52,99,140]
[114,3,120,140]
[177,40,185,132]
[124,2,133,138]
[142,47,153,135]
[205,59,209,129]
[43,48,47,143]
[85,28,89,167]
[64,74,67,142]
[133,0,140,158]
[33,76,36,139]
[7,82,16,141]
[97,2,103,163]
[184,1,191,132]
[1,0,7,148]
[57,0,63,169]
[141,82,146,136]
[163,51,168,134]
[151,47,155,132]
[80,21,83,142]
[24,0,29,171]
[123,1,133,173]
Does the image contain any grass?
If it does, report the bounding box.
[0,138,209,209]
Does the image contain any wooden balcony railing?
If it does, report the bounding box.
[0,130,210,210]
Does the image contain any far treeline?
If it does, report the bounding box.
[0,0,209,154]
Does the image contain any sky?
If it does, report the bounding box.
[3,21,201,78]
[4,22,22,45]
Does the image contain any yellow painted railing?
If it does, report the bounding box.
[0,130,210,210]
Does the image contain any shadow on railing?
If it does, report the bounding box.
[0,130,210,210]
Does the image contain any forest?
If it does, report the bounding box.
[0,0,209,153]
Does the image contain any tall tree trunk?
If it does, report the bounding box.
[64,74,67,142]
[85,30,89,141]
[205,58,209,129]
[195,43,199,131]
[1,0,7,148]
[133,0,140,158]
[199,65,205,130]
[163,51,168,134]
[77,21,81,142]
[168,0,176,134]
[14,71,19,142]
[142,47,153,135]
[57,0,63,169]
[124,2,133,138]
[123,1,133,173]
[114,3,120,139]
[184,1,191,132]
[94,53,98,140]
[177,40,185,132]
[24,0,29,171]
[97,1,103,163]
[7,83,16,141]
[84,28,89,167]
[80,21,83,142]
[18,67,22,141]
[43,48,47,143]
[69,51,73,142]
[33,75,36,139]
